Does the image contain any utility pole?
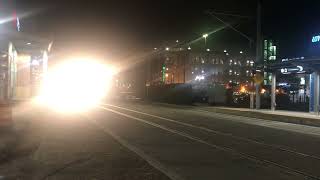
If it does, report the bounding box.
[255,0,262,109]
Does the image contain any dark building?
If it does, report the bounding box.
[148,48,255,87]
[263,39,278,85]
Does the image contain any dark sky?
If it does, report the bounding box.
[14,0,320,60]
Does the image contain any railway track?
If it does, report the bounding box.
[99,104,320,180]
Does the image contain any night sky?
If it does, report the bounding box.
[15,0,320,61]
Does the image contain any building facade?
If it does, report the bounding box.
[148,48,255,87]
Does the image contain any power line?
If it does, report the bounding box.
[205,10,254,45]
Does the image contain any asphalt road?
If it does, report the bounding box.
[94,101,320,180]
[2,101,320,180]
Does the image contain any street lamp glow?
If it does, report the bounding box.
[224,50,227,53]
[202,34,208,38]
[165,47,170,51]
[187,46,191,50]
[206,48,210,52]
[176,40,179,43]
[240,51,243,54]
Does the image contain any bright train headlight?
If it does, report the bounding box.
[36,58,115,113]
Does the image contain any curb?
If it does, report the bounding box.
[200,107,320,128]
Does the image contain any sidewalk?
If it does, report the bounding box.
[200,106,320,127]
[219,107,320,119]
[0,103,171,179]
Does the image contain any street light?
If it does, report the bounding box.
[224,49,227,53]
[187,46,191,50]
[165,47,170,51]
[202,33,208,45]
[240,51,243,54]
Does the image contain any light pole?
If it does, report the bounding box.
[202,33,208,46]
[255,0,262,110]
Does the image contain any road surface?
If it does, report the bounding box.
[2,101,320,180]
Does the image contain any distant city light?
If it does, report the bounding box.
[240,86,246,93]
[27,42,31,45]
[297,66,303,72]
[278,83,288,86]
[192,71,194,74]
[224,50,227,53]
[312,35,320,43]
[165,47,170,51]
[176,40,179,43]
[201,70,204,73]
[166,68,169,71]
[165,73,169,77]
[226,53,229,56]
[31,60,39,66]
[300,77,306,85]
[261,88,266,94]
[195,75,205,81]
[206,48,210,52]
[188,46,191,50]
[240,51,243,54]
[154,47,157,50]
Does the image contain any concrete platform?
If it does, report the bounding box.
[201,106,320,127]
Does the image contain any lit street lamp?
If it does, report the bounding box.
[202,33,208,45]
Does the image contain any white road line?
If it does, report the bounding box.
[101,103,320,160]
[99,106,320,180]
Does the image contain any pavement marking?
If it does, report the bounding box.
[102,103,320,161]
[99,106,320,180]
[91,116,185,180]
